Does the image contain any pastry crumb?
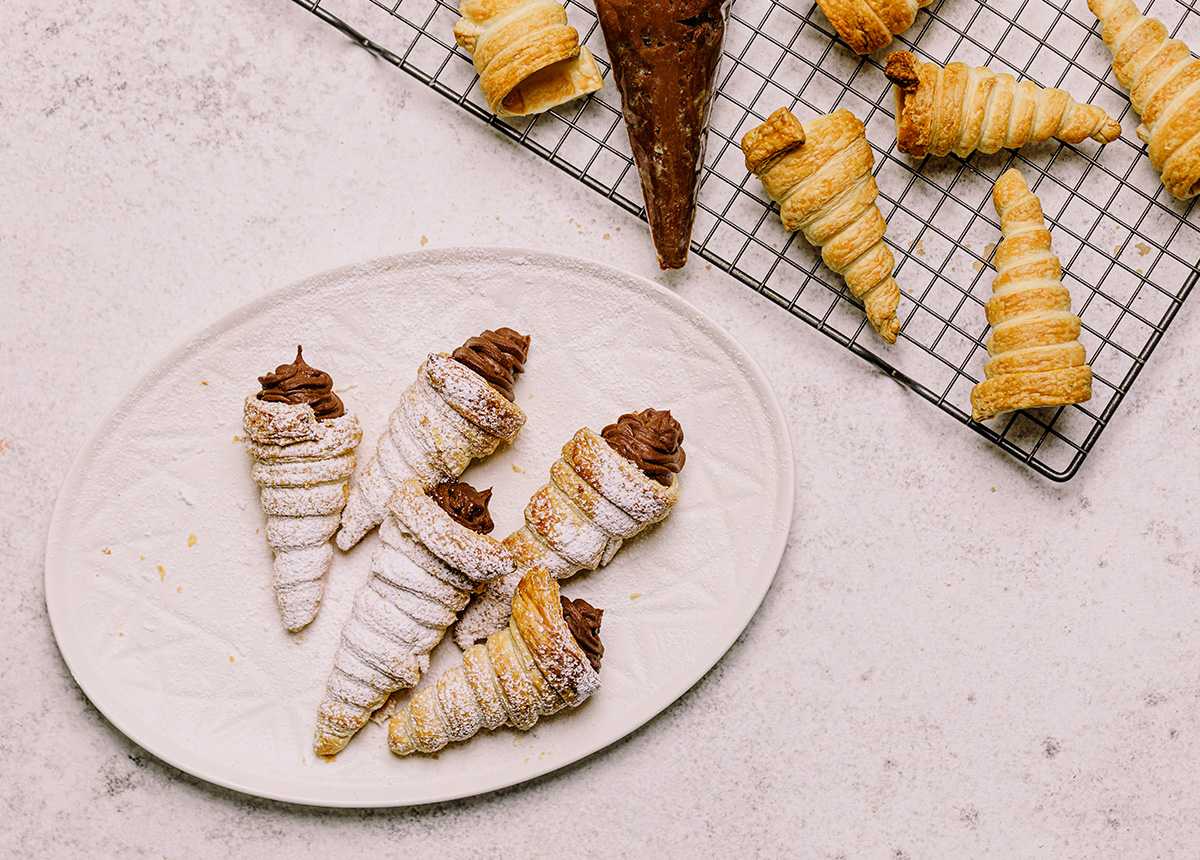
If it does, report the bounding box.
[630,592,642,600]
[511,463,523,473]
[187,533,198,547]
[158,565,166,581]
[420,235,428,246]
[102,547,111,555]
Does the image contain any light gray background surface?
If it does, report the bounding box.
[6,0,1200,855]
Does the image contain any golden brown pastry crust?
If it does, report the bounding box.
[885,50,1122,158]
[1089,0,1200,199]
[452,425,680,648]
[971,169,1092,422]
[387,568,600,755]
[816,0,934,55]
[741,107,901,343]
[454,0,604,117]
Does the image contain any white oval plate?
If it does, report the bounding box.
[45,247,794,807]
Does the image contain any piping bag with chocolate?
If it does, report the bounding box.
[389,567,603,756]
[453,408,684,648]
[336,327,530,551]
[243,347,362,632]
[594,0,731,269]
[314,478,516,756]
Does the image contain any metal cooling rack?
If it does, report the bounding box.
[292,0,1200,480]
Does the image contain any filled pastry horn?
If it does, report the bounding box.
[313,478,516,756]
[453,408,684,649]
[885,50,1122,158]
[454,0,604,117]
[971,168,1092,422]
[1088,0,1200,200]
[336,327,529,551]
[816,0,934,55]
[244,347,362,632]
[741,107,902,344]
[388,567,603,756]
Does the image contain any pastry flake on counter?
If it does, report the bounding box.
[1089,0,1200,200]
[593,0,731,269]
[454,0,603,118]
[971,169,1092,423]
[388,567,602,756]
[885,50,1122,158]
[243,346,362,632]
[314,478,516,756]
[453,408,684,648]
[741,107,901,344]
[336,327,529,550]
[816,0,934,55]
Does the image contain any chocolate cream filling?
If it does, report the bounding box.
[452,327,531,401]
[256,345,345,420]
[601,408,686,485]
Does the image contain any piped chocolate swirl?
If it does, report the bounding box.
[601,408,685,485]
[257,346,345,421]
[560,595,604,672]
[452,327,530,401]
[429,481,495,534]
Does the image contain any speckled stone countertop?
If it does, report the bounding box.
[6,0,1200,855]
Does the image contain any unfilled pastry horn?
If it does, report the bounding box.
[885,50,1122,158]
[741,107,902,344]
[454,0,604,117]
[313,478,516,756]
[453,408,684,649]
[971,168,1092,422]
[244,348,362,633]
[1089,0,1200,200]
[388,567,603,756]
[336,328,529,551]
[816,0,934,55]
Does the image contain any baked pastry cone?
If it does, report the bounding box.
[971,169,1092,422]
[244,348,362,632]
[1089,0,1200,199]
[594,0,731,269]
[453,409,684,648]
[885,51,1122,157]
[454,0,604,117]
[816,0,934,55]
[337,328,529,550]
[389,567,603,756]
[313,478,516,755]
[741,107,902,343]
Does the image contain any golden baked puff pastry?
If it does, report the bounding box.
[741,107,902,343]
[885,51,1122,158]
[1089,0,1200,200]
[388,567,603,756]
[816,0,934,55]
[971,169,1092,422]
[454,0,604,117]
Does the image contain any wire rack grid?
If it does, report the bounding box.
[292,0,1200,480]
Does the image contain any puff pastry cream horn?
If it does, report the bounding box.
[336,328,529,551]
[816,0,933,55]
[454,0,604,117]
[971,169,1092,422]
[389,567,603,756]
[741,107,902,344]
[453,408,684,649]
[1089,0,1200,200]
[244,348,362,633]
[885,51,1123,158]
[313,478,516,756]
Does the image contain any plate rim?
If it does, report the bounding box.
[44,245,796,807]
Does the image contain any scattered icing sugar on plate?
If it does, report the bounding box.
[44,246,795,807]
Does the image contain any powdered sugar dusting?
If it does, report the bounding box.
[47,248,792,804]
